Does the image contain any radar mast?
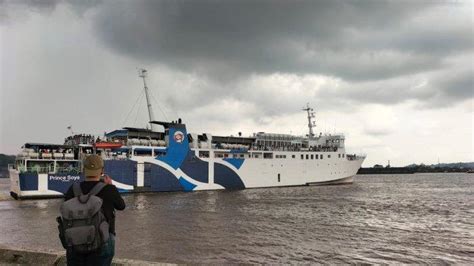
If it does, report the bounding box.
[138,68,158,132]
[302,103,316,138]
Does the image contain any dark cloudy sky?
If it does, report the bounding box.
[1,0,473,166]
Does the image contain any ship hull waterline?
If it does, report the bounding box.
[10,152,364,200]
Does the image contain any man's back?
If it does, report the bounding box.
[64,181,125,235]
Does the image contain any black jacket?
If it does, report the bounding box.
[64,181,126,234]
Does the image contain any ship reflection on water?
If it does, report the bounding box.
[0,173,473,264]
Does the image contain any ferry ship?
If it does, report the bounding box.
[9,69,365,199]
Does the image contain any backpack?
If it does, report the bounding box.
[57,182,110,254]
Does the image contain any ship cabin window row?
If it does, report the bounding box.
[205,152,346,160]
[301,154,324,160]
[212,153,248,158]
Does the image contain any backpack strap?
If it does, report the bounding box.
[72,183,82,197]
[88,182,106,196]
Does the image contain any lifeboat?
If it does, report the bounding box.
[94,142,123,149]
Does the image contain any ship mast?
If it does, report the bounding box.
[138,68,158,132]
[302,103,316,138]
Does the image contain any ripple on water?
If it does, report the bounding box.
[0,174,474,263]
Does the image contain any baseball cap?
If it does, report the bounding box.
[83,154,104,177]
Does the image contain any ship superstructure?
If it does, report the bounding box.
[9,70,365,199]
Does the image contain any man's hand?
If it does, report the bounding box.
[103,174,113,185]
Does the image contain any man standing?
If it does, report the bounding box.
[64,154,126,266]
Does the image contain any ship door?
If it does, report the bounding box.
[143,163,152,187]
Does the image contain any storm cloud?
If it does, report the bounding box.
[0,0,473,166]
[89,1,472,81]
[91,0,472,108]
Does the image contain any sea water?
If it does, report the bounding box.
[0,173,473,263]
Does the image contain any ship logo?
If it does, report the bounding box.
[174,131,184,143]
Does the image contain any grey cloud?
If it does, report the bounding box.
[4,1,471,97]
[313,59,473,110]
[3,0,61,10]
[1,0,471,128]
[0,0,101,22]
[435,68,473,100]
[87,0,462,82]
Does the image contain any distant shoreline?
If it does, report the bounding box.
[358,166,474,175]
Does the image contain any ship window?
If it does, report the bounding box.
[199,151,210,158]
[264,153,273,159]
[310,154,314,160]
[301,154,304,160]
[224,154,229,158]
[342,154,345,158]
[306,154,309,160]
[320,154,323,159]
[328,155,331,158]
[278,173,281,182]
[292,155,295,159]
[338,154,341,158]
[316,154,319,159]
[134,149,152,156]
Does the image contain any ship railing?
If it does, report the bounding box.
[16,152,76,160]
[18,166,53,174]
[18,166,81,174]
[55,167,81,174]
[249,145,340,152]
[103,155,129,160]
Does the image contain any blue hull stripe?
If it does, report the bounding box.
[214,163,245,189]
[149,164,184,192]
[104,160,136,186]
[19,173,39,191]
[178,177,197,191]
[180,150,209,183]
[223,158,245,169]
[48,174,83,193]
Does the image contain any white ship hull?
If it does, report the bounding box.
[131,148,364,192]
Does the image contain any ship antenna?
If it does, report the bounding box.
[302,103,316,138]
[138,68,158,131]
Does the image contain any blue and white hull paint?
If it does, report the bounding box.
[9,166,135,199]
[9,122,364,199]
[131,152,364,192]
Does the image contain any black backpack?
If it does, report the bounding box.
[57,182,109,254]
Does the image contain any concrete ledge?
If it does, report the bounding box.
[0,247,61,265]
[0,192,11,201]
[0,246,172,265]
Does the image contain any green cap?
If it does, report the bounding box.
[83,154,104,177]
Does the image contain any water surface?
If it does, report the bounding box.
[0,174,473,263]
